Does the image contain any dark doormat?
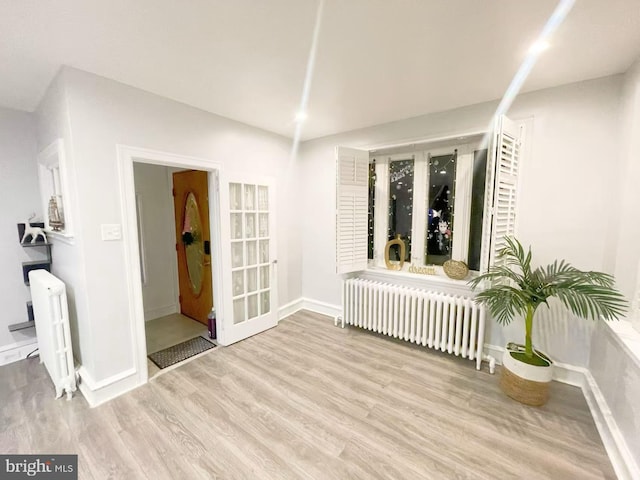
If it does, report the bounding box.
[148,336,216,369]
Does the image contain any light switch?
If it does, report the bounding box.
[101,224,122,241]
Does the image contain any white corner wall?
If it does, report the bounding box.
[299,75,623,368]
[35,70,92,371]
[53,67,302,389]
[587,56,640,480]
[613,57,640,304]
[589,322,640,478]
[133,163,179,321]
[0,107,40,361]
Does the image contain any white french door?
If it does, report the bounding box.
[218,176,278,345]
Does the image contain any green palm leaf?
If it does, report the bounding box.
[468,265,524,289]
[468,236,628,360]
[475,285,529,325]
[544,283,627,320]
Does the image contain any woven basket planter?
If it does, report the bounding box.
[500,349,553,407]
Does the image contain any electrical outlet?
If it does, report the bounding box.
[101,224,122,241]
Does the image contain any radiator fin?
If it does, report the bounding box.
[343,278,487,370]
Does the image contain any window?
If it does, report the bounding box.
[387,155,414,262]
[336,115,524,276]
[370,141,486,270]
[426,151,456,265]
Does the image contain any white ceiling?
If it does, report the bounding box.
[1,0,639,140]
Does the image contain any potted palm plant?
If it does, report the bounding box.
[469,237,627,406]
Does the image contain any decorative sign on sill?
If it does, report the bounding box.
[384,234,406,271]
[408,264,436,275]
[443,259,470,280]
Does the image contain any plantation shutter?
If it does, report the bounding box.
[336,146,369,274]
[480,115,524,271]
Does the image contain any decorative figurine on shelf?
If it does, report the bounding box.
[21,213,47,244]
[384,234,406,270]
[48,196,64,232]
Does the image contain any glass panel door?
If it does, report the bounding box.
[229,182,272,325]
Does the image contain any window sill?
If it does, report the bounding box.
[45,230,75,246]
[361,263,478,297]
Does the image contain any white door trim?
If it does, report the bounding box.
[116,145,226,387]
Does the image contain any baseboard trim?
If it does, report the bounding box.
[300,298,341,317]
[484,344,504,366]
[278,298,304,320]
[485,342,637,479]
[550,361,588,388]
[0,339,38,366]
[144,304,179,322]
[77,366,142,408]
[582,371,639,480]
[277,297,341,320]
[0,337,38,353]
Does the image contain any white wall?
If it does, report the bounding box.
[45,67,301,385]
[299,75,623,368]
[0,107,40,356]
[613,57,640,312]
[589,322,640,475]
[35,71,92,370]
[588,57,640,478]
[133,163,179,321]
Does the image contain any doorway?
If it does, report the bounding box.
[118,146,225,385]
[118,145,279,387]
[132,163,213,378]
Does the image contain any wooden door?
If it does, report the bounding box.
[173,170,213,324]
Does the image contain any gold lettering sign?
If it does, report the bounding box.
[408,265,436,275]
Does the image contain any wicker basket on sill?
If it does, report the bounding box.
[443,260,469,280]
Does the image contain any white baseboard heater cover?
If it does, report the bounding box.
[29,269,76,399]
[339,277,495,372]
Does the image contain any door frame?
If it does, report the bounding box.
[117,145,228,386]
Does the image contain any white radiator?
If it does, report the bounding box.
[29,270,76,399]
[339,277,495,372]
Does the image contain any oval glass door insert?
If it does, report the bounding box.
[183,192,204,295]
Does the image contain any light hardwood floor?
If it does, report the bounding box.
[0,310,615,479]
